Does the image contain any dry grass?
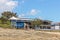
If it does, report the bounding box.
[0,28,60,40]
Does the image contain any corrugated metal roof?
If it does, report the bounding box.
[9,16,19,20]
[9,16,32,21]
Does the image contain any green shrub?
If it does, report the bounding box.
[0,20,11,28]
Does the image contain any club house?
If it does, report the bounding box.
[9,16,60,30]
[9,16,53,30]
[9,16,31,29]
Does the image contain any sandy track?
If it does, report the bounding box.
[0,28,60,40]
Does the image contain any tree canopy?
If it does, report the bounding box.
[0,11,17,24]
[31,18,43,28]
[1,11,17,19]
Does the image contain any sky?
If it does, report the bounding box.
[0,0,60,22]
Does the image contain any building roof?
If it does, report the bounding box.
[9,16,32,21]
[42,20,52,23]
[9,16,19,20]
[52,22,60,26]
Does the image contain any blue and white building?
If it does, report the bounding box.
[10,16,60,30]
[51,22,60,30]
[9,16,31,29]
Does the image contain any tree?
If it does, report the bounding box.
[1,11,17,19]
[31,18,43,28]
[0,17,7,24]
[0,11,17,24]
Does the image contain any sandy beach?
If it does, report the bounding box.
[0,28,60,40]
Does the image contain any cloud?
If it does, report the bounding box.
[0,0,18,12]
[29,9,41,15]
[6,1,18,6]
[19,14,25,18]
[38,16,43,19]
[21,0,24,3]
[18,9,41,18]
[19,0,25,5]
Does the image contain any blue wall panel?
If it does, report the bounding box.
[16,22,24,28]
[11,20,25,28]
